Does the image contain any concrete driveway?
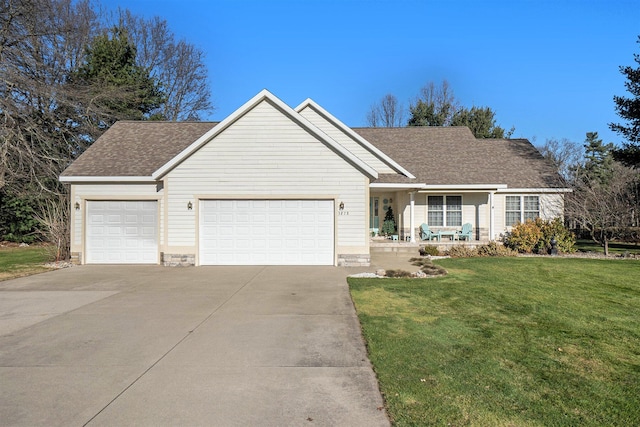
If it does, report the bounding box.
[0,265,389,426]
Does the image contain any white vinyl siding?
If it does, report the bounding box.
[166,100,368,256]
[298,106,396,174]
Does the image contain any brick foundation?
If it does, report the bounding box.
[70,252,82,265]
[337,254,370,267]
[161,253,195,267]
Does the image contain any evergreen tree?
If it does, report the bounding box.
[407,80,513,138]
[407,81,457,127]
[582,132,614,185]
[70,26,166,129]
[450,106,513,139]
[381,206,396,235]
[610,35,640,167]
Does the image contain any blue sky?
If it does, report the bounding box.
[108,0,638,148]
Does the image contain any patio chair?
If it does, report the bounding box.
[420,223,438,241]
[457,223,473,241]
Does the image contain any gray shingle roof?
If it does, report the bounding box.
[353,127,563,188]
[60,121,217,177]
[61,121,562,189]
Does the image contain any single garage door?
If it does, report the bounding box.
[200,200,334,265]
[86,201,158,264]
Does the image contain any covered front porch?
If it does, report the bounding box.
[369,183,506,244]
[370,235,491,253]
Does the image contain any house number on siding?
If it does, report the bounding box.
[338,211,349,216]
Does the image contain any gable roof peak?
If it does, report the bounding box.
[151,89,378,180]
[295,99,415,179]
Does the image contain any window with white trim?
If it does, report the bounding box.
[505,195,540,226]
[428,195,462,227]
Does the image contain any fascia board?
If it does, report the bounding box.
[295,99,416,179]
[370,183,425,189]
[59,176,155,183]
[419,184,508,191]
[496,188,573,193]
[152,89,378,180]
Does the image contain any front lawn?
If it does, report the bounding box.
[0,244,52,281]
[575,239,640,256]
[349,257,640,426]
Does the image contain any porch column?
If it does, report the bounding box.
[489,191,495,240]
[409,191,416,243]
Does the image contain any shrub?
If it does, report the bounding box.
[409,257,448,276]
[0,194,38,243]
[506,218,576,254]
[476,241,517,257]
[445,245,476,258]
[385,269,413,278]
[536,217,576,253]
[419,245,440,256]
[505,218,543,253]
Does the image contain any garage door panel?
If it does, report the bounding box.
[86,201,158,264]
[200,200,334,265]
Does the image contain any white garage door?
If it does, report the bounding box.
[200,200,334,265]
[86,201,158,264]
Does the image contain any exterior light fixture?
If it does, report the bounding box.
[339,201,344,211]
[187,201,193,210]
[75,202,80,210]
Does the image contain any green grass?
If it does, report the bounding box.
[0,245,52,281]
[349,257,640,426]
[575,239,640,255]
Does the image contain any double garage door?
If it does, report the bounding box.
[199,200,334,265]
[85,199,334,265]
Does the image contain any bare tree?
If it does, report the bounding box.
[0,0,99,195]
[537,138,583,184]
[117,10,213,121]
[565,161,639,255]
[366,94,404,127]
[1,0,214,256]
[408,80,459,126]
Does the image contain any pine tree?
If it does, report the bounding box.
[381,206,396,235]
[71,26,166,127]
[610,35,640,167]
[582,132,614,185]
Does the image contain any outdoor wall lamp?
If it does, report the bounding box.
[187,201,193,210]
[339,201,344,211]
[74,202,80,210]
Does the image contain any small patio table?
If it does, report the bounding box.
[438,230,457,241]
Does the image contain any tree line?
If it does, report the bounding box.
[369,35,640,255]
[366,80,514,138]
[539,36,640,254]
[0,0,212,255]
